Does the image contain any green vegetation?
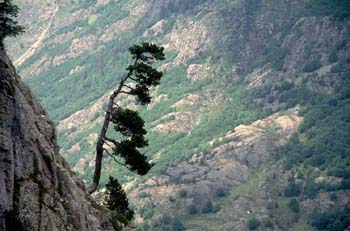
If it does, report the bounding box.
[307,0,350,21]
[278,74,350,180]
[13,0,350,230]
[310,207,350,230]
[303,59,322,73]
[215,187,227,197]
[201,201,213,213]
[247,218,261,230]
[284,181,301,197]
[105,176,134,222]
[88,42,165,193]
[0,0,24,46]
[328,51,338,63]
[288,199,300,214]
[178,189,188,198]
[187,204,198,215]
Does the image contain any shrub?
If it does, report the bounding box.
[328,51,338,63]
[331,63,345,73]
[215,187,227,197]
[105,176,134,222]
[288,198,300,213]
[262,219,274,229]
[179,189,188,198]
[284,182,301,197]
[187,204,198,215]
[247,218,261,230]
[201,201,213,213]
[172,218,185,231]
[168,195,176,203]
[303,59,322,73]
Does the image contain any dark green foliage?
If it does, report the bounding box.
[303,59,322,73]
[335,40,346,51]
[110,212,128,229]
[307,0,350,21]
[331,63,345,73]
[268,47,289,71]
[277,73,350,185]
[113,140,153,175]
[108,43,165,176]
[201,201,213,213]
[178,189,188,198]
[303,180,320,198]
[262,219,274,229]
[247,218,261,230]
[328,51,338,63]
[151,215,186,231]
[127,43,165,104]
[250,42,289,72]
[187,204,198,215]
[105,176,134,222]
[172,218,185,231]
[215,187,227,197]
[310,207,350,230]
[111,108,147,137]
[168,195,176,203]
[288,198,300,213]
[284,182,301,197]
[0,0,24,46]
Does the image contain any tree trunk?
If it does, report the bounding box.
[87,58,138,194]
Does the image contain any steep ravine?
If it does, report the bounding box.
[0,48,114,230]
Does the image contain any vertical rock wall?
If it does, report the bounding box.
[0,48,113,231]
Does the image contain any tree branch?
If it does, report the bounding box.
[105,137,118,146]
[104,149,127,167]
[123,84,136,91]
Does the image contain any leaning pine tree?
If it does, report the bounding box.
[88,42,165,194]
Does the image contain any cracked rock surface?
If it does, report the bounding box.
[0,48,114,231]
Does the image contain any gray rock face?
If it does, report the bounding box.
[0,48,113,231]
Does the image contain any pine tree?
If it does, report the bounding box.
[88,42,165,193]
[0,0,24,47]
[105,176,134,221]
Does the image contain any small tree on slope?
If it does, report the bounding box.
[88,42,165,194]
[105,176,134,221]
[0,0,24,47]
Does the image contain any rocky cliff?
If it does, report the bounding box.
[5,0,350,230]
[0,48,114,231]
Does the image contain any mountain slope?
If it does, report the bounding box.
[6,0,350,230]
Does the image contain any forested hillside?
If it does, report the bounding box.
[7,0,350,230]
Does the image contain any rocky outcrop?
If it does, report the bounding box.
[0,49,114,230]
[129,107,302,229]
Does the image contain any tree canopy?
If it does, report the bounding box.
[0,0,24,47]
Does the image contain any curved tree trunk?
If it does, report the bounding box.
[87,58,138,194]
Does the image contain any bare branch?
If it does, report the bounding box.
[104,148,127,167]
[105,137,118,146]
[123,84,136,91]
[120,90,133,95]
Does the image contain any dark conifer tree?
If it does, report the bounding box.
[105,176,134,221]
[0,0,24,47]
